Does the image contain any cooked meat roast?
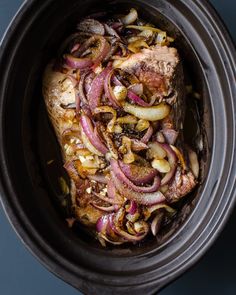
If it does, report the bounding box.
[43,8,199,245]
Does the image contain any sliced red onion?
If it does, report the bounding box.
[93,37,111,68]
[64,54,93,69]
[119,161,157,185]
[78,72,88,104]
[96,215,109,233]
[77,73,85,113]
[80,115,108,154]
[87,67,110,110]
[141,125,154,144]
[107,179,116,200]
[159,143,177,185]
[93,192,123,205]
[162,128,179,145]
[111,159,160,193]
[91,202,118,212]
[126,200,137,215]
[77,72,92,115]
[131,139,148,151]
[87,174,108,184]
[128,83,143,96]
[151,212,164,236]
[111,171,165,205]
[104,69,121,108]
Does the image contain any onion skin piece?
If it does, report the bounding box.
[123,102,171,121]
[104,69,121,108]
[87,67,110,110]
[64,54,93,69]
[119,161,157,185]
[80,115,108,154]
[111,159,160,193]
[111,171,165,205]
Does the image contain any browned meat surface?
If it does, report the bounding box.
[119,45,185,134]
[119,45,196,200]
[165,167,196,203]
[43,63,105,226]
[119,46,183,101]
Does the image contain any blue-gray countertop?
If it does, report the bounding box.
[0,1,235,294]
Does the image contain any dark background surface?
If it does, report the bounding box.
[0,1,235,294]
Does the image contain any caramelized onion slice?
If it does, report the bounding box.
[111,159,160,193]
[80,115,108,154]
[111,171,165,206]
[119,161,157,185]
[123,102,171,121]
[121,8,138,25]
